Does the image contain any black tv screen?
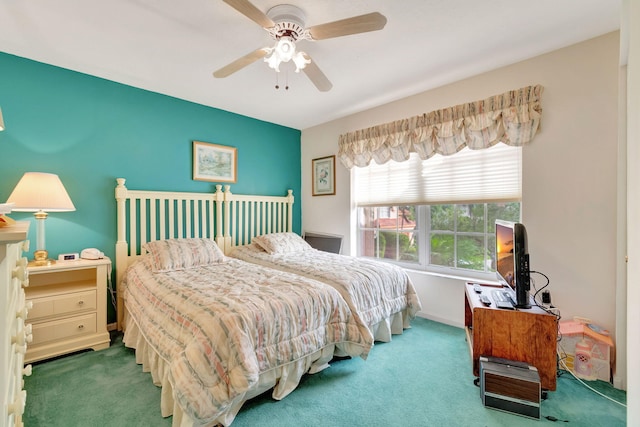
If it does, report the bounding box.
[303,232,343,254]
[496,219,531,308]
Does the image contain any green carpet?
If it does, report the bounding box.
[23,318,626,426]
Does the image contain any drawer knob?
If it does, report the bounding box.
[12,333,24,346]
[12,266,27,281]
[12,325,32,346]
[7,390,27,416]
[78,300,85,306]
[24,324,33,343]
[78,324,85,330]
[16,306,27,318]
[17,302,32,319]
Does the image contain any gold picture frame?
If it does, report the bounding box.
[193,141,237,183]
[312,155,336,196]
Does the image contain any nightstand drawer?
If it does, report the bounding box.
[25,257,111,363]
[28,290,97,320]
[31,313,97,345]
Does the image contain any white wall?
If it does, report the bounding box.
[624,0,639,423]
[301,32,623,380]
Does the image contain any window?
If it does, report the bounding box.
[353,143,522,278]
[344,88,540,278]
[357,202,521,276]
[358,206,419,262]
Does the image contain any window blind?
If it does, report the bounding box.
[354,143,521,206]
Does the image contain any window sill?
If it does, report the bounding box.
[358,255,499,285]
[402,266,499,285]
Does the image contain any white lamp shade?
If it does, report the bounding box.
[7,172,76,212]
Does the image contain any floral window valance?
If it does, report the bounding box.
[338,85,543,169]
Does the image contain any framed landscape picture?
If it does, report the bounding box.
[193,141,237,183]
[312,155,335,196]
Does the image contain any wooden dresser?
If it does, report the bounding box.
[25,258,111,363]
[1,222,31,427]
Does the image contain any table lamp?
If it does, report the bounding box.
[6,172,76,265]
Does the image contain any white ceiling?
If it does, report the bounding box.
[0,0,621,130]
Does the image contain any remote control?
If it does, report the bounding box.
[480,295,491,306]
[473,283,482,293]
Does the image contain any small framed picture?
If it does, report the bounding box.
[312,155,336,196]
[193,141,237,183]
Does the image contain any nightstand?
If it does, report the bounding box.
[464,282,558,391]
[25,258,111,363]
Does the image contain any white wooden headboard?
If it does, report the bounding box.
[217,185,294,252]
[114,178,294,329]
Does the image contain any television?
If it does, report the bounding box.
[303,231,343,254]
[495,219,531,308]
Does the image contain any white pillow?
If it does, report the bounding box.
[252,232,312,255]
[143,238,226,272]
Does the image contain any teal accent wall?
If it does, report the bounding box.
[0,52,301,323]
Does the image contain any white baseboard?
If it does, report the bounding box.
[416,312,464,329]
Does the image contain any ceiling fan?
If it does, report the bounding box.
[213,0,387,91]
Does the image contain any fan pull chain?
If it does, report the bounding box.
[274,69,290,90]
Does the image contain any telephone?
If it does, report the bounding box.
[81,248,104,260]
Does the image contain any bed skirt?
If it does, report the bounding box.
[121,307,365,426]
[369,308,413,343]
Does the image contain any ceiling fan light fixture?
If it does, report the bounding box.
[264,47,281,71]
[292,51,311,73]
[276,37,295,61]
[217,0,386,92]
[264,36,310,73]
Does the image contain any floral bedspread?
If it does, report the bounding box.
[122,257,372,425]
[230,243,422,330]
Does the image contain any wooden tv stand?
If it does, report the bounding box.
[464,282,558,390]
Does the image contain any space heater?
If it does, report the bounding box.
[480,356,541,419]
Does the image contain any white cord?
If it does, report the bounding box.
[107,263,117,312]
[557,346,626,407]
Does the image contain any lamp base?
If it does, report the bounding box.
[28,259,56,267]
[30,249,56,267]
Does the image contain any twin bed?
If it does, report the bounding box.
[231,234,421,342]
[114,179,421,426]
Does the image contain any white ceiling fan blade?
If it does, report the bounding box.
[213,48,270,78]
[223,0,275,28]
[307,12,387,40]
[302,55,332,92]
